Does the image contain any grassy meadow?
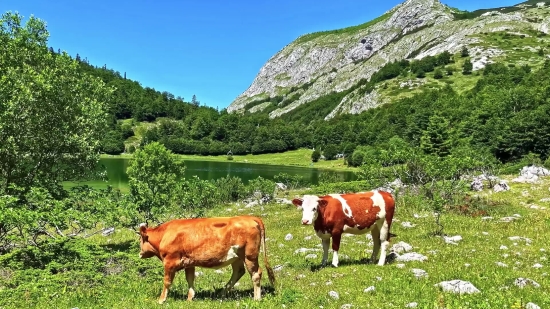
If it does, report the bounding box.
[102,148,357,172]
[1,176,549,308]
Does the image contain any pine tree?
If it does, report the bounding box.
[460,46,469,57]
[191,94,199,106]
[420,114,452,157]
[462,59,473,75]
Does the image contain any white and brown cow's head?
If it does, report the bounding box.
[292,195,328,225]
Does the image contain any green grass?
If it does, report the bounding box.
[102,148,359,172]
[294,13,390,45]
[2,176,550,308]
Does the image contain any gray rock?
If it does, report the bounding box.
[275,197,292,204]
[435,280,480,294]
[401,221,416,228]
[364,286,376,293]
[396,252,428,262]
[509,236,532,244]
[493,181,510,192]
[284,233,293,241]
[341,304,353,309]
[392,241,413,253]
[294,247,320,254]
[514,278,541,288]
[470,178,484,191]
[405,302,418,308]
[305,254,318,259]
[526,302,541,309]
[411,268,428,278]
[101,227,115,236]
[328,291,339,299]
[500,216,519,223]
[521,165,550,176]
[444,235,463,245]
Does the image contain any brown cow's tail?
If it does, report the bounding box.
[257,218,275,286]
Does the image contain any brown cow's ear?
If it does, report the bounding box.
[292,198,303,207]
[318,199,328,208]
[139,225,148,241]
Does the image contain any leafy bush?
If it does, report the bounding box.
[126,142,185,222]
[359,149,489,235]
[322,144,339,160]
[247,176,276,203]
[311,149,321,162]
[213,176,247,203]
[0,185,132,252]
[177,176,218,218]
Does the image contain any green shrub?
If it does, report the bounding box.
[311,149,321,162]
[126,142,185,222]
[213,176,247,202]
[247,176,276,203]
[322,144,339,160]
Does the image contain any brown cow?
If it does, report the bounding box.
[292,190,395,267]
[138,215,276,304]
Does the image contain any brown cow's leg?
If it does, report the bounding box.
[223,260,246,297]
[331,233,342,267]
[185,267,196,301]
[159,264,176,304]
[244,257,263,300]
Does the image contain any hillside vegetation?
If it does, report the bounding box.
[228,0,550,121]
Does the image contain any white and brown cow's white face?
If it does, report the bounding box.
[292,195,327,225]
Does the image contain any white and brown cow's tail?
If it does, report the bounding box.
[255,217,276,286]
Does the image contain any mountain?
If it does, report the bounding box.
[227,0,550,120]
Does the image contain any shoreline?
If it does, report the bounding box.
[100,149,360,173]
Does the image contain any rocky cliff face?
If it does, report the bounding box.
[228,0,548,119]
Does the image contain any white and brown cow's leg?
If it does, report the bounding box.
[223,260,246,296]
[370,226,381,264]
[244,256,263,300]
[185,267,196,301]
[321,238,330,266]
[159,264,176,304]
[377,220,390,266]
[331,233,342,267]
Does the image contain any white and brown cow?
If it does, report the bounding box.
[138,215,276,304]
[292,190,396,267]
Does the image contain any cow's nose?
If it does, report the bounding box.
[302,219,309,225]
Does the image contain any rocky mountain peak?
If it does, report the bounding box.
[227,0,542,120]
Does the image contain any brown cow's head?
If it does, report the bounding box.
[292,195,328,225]
[138,223,158,259]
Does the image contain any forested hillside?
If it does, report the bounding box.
[76,46,550,166]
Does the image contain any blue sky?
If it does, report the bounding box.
[2,0,522,109]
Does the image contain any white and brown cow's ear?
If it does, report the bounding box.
[291,198,303,207]
[318,199,329,208]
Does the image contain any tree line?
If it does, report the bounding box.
[72,45,550,167]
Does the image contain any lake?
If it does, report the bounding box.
[67,157,358,190]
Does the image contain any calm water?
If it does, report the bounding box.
[69,158,358,190]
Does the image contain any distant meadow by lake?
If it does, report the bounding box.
[65,157,358,191]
